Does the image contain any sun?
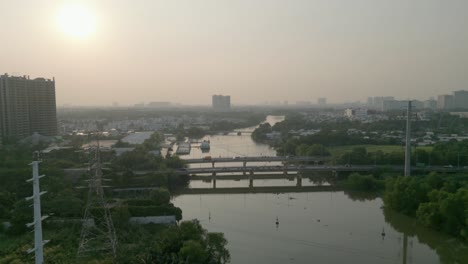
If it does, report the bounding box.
[57,3,96,39]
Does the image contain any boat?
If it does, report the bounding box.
[176,142,191,155]
[200,140,210,151]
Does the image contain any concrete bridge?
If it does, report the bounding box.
[181,165,375,175]
[183,156,327,168]
[178,164,468,188]
[177,185,340,195]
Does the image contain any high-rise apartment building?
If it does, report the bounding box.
[0,74,57,141]
[453,90,468,108]
[423,99,437,110]
[437,94,454,110]
[212,95,230,111]
[317,98,327,106]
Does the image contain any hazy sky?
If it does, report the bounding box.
[1,0,467,106]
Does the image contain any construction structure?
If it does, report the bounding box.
[0,74,57,141]
[212,94,231,111]
[26,152,49,264]
[77,138,117,260]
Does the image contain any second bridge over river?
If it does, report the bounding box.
[183,155,327,166]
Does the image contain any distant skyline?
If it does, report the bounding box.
[2,0,468,106]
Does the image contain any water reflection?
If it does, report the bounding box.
[344,190,379,202]
[173,115,468,263]
[172,189,467,264]
[383,207,468,264]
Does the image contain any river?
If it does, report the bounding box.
[173,116,467,264]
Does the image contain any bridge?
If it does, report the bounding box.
[179,165,468,175]
[177,164,468,189]
[113,184,340,196]
[177,185,340,195]
[183,156,326,164]
[183,156,327,167]
[181,165,375,175]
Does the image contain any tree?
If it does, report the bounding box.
[112,205,131,227]
[179,240,208,264]
[384,176,429,216]
[9,200,31,235]
[149,188,171,205]
[206,233,230,264]
[345,173,382,191]
[0,191,14,219]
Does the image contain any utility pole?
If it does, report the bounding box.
[405,101,412,176]
[26,152,49,264]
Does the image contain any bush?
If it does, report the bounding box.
[345,173,383,191]
[127,205,182,221]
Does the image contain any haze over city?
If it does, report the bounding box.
[1,0,467,106]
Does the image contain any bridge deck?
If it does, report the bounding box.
[183,156,327,164]
[176,185,341,195]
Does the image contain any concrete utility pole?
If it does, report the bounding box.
[26,152,49,264]
[405,101,412,176]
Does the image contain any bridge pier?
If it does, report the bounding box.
[332,170,339,178]
[212,173,216,189]
[212,161,215,168]
[296,173,302,187]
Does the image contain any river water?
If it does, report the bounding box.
[173,116,468,264]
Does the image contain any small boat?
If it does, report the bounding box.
[200,140,210,151]
[381,227,386,237]
[275,217,279,225]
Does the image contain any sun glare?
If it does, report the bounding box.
[57,4,96,39]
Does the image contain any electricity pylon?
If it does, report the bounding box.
[77,137,117,259]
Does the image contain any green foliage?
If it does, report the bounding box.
[384,176,430,216]
[112,204,131,227]
[152,220,230,264]
[126,188,182,221]
[344,173,384,191]
[0,134,228,263]
[114,148,162,170]
[179,240,208,264]
[385,173,468,241]
[127,205,182,221]
[295,144,329,156]
[251,123,272,142]
[113,140,132,148]
[185,127,207,139]
[0,191,15,219]
[149,188,171,205]
[8,200,31,235]
[142,132,164,151]
[206,233,230,264]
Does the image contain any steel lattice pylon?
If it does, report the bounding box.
[77,139,117,260]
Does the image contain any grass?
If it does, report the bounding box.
[327,144,433,157]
